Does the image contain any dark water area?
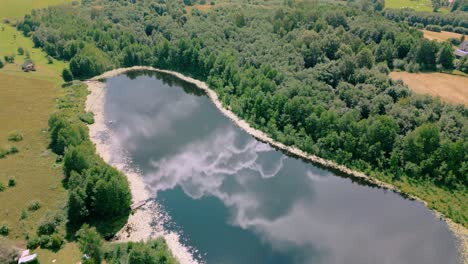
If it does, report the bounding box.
[104,71,459,264]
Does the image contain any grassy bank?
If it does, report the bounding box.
[0,24,82,262]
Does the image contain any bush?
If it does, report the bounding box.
[39,235,50,248]
[49,233,64,251]
[457,56,468,73]
[79,112,94,124]
[448,37,461,46]
[425,24,441,32]
[0,146,19,158]
[27,237,40,249]
[0,224,9,236]
[46,55,53,64]
[405,62,420,73]
[0,183,4,192]
[21,210,28,220]
[62,68,74,82]
[414,23,424,29]
[442,25,453,32]
[28,200,41,211]
[3,55,14,63]
[0,59,4,69]
[7,177,16,187]
[17,47,24,55]
[8,130,23,142]
[393,59,406,70]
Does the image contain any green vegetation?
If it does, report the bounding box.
[17,0,467,226]
[0,0,76,20]
[47,81,131,234]
[383,9,468,34]
[385,0,434,12]
[7,130,23,142]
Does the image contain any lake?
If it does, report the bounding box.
[104,71,458,264]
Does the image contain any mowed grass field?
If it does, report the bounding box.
[385,0,433,12]
[0,1,80,260]
[390,71,468,106]
[421,30,464,42]
[0,0,76,20]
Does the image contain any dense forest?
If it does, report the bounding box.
[16,0,467,224]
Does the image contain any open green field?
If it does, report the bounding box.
[385,0,433,12]
[0,0,75,20]
[0,12,80,263]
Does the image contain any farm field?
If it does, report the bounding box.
[390,71,468,106]
[0,0,75,20]
[421,30,464,42]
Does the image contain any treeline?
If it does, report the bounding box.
[76,225,177,264]
[16,0,467,224]
[383,9,468,34]
[48,82,131,234]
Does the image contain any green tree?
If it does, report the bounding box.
[356,48,375,69]
[62,68,74,82]
[76,225,103,264]
[63,144,93,178]
[414,39,438,70]
[437,42,454,69]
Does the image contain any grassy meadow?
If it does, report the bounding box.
[0,1,79,261]
[0,0,76,20]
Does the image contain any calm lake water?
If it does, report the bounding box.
[104,71,458,264]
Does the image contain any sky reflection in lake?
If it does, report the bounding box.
[105,71,458,264]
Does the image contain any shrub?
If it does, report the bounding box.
[0,183,4,192]
[17,47,24,55]
[0,59,4,69]
[21,210,28,220]
[7,177,16,187]
[39,235,51,248]
[8,146,18,154]
[46,55,53,64]
[393,59,406,70]
[0,224,9,236]
[0,146,19,158]
[27,237,40,249]
[448,37,461,46]
[457,56,468,73]
[49,233,64,251]
[414,23,424,29]
[425,25,441,32]
[62,68,73,82]
[7,130,23,142]
[28,200,41,211]
[442,25,453,32]
[79,112,94,124]
[3,55,14,63]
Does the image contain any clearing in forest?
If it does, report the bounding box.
[390,71,468,106]
[421,30,464,42]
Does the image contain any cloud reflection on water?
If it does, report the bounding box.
[106,74,458,264]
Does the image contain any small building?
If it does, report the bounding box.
[18,250,37,264]
[21,60,36,72]
[454,40,468,58]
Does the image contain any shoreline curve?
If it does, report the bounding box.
[86,66,467,264]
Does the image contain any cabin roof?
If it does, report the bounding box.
[18,253,37,264]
